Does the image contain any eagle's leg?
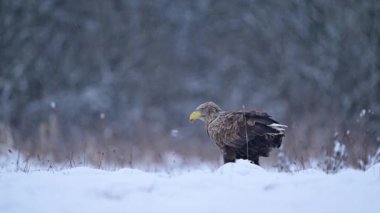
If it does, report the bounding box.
[252,158,260,166]
[222,146,236,164]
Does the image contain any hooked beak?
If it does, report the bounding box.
[189,111,202,123]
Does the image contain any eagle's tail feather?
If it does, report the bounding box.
[268,123,287,134]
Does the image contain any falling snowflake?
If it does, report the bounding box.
[50,101,56,109]
[359,109,366,118]
[170,129,179,137]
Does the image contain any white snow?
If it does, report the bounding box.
[333,141,346,154]
[0,160,379,213]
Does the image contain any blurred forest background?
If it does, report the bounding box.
[1,0,379,170]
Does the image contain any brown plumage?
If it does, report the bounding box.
[189,102,286,165]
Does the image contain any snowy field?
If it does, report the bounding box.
[1,160,379,213]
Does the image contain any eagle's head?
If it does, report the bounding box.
[189,102,222,123]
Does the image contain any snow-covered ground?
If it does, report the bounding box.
[0,160,379,213]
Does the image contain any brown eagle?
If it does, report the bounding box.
[189,102,286,165]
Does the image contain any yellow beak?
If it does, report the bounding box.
[189,111,202,122]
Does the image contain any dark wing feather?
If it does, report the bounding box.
[245,111,278,125]
[218,111,282,148]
